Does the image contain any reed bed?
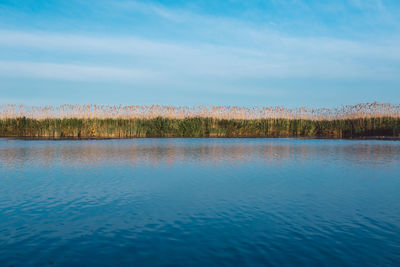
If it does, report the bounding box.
[0,103,399,139]
[1,103,399,120]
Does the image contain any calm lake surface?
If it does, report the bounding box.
[0,138,399,266]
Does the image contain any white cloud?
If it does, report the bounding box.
[0,0,399,84]
[0,29,399,83]
[0,61,159,82]
[0,1,399,106]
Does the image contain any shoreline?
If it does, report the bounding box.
[1,136,400,141]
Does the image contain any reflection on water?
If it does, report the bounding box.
[0,138,400,266]
[1,138,399,168]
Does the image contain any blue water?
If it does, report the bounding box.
[0,138,400,266]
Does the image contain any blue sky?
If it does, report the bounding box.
[0,0,399,107]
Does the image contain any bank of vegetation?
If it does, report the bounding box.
[0,103,399,139]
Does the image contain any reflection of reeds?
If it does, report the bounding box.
[0,103,399,138]
[1,141,398,170]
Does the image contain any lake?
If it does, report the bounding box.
[0,138,399,266]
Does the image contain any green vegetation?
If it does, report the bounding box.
[1,117,400,139]
[1,103,399,138]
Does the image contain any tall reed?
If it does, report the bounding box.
[0,103,399,139]
[1,103,399,120]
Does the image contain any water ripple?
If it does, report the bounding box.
[0,138,400,266]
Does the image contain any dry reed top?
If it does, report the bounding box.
[1,103,399,120]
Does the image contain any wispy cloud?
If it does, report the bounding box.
[113,0,188,22]
[0,0,399,105]
[0,29,399,82]
[0,61,159,82]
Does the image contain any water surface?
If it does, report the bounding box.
[0,138,399,266]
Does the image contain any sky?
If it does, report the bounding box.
[0,0,399,107]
